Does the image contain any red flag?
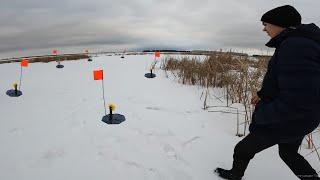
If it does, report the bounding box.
[52,49,58,55]
[93,70,103,80]
[155,51,160,58]
[21,59,29,67]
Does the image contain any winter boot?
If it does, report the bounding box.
[214,168,242,180]
[300,174,320,180]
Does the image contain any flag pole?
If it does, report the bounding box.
[101,79,107,116]
[151,51,156,70]
[19,65,23,91]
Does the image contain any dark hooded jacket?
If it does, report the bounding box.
[249,23,320,142]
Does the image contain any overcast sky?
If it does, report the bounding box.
[1,0,319,58]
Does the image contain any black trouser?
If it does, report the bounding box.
[232,133,318,179]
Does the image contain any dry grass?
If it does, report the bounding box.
[161,52,270,135]
[0,54,89,64]
[161,52,269,105]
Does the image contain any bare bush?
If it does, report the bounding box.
[161,52,269,135]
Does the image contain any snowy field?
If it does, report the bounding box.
[0,54,318,180]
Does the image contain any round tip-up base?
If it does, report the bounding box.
[6,89,23,97]
[88,58,93,62]
[102,114,126,124]
[121,56,125,58]
[236,134,244,137]
[56,64,64,68]
[144,73,156,78]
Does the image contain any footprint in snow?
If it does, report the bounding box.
[147,168,165,180]
[42,148,66,160]
[146,106,163,111]
[163,144,177,159]
[171,168,193,180]
[117,159,165,180]
[162,144,190,166]
[181,136,201,147]
[8,128,23,134]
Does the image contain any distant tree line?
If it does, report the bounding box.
[143,49,191,53]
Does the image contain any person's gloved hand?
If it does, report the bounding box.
[251,94,261,105]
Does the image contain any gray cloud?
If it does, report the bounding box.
[1,0,319,57]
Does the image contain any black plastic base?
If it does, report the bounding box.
[6,89,23,97]
[88,58,93,62]
[236,134,244,137]
[56,64,64,68]
[144,73,156,78]
[121,56,124,58]
[102,114,126,124]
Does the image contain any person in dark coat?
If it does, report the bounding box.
[215,5,320,180]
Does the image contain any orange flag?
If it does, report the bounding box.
[52,49,58,55]
[21,59,29,67]
[93,70,103,80]
[155,51,160,58]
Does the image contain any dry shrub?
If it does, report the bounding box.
[161,52,268,95]
[161,52,269,130]
[0,54,89,64]
[31,54,89,63]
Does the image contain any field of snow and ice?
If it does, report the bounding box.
[0,54,318,180]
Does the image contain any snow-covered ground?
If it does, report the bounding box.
[0,54,318,180]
